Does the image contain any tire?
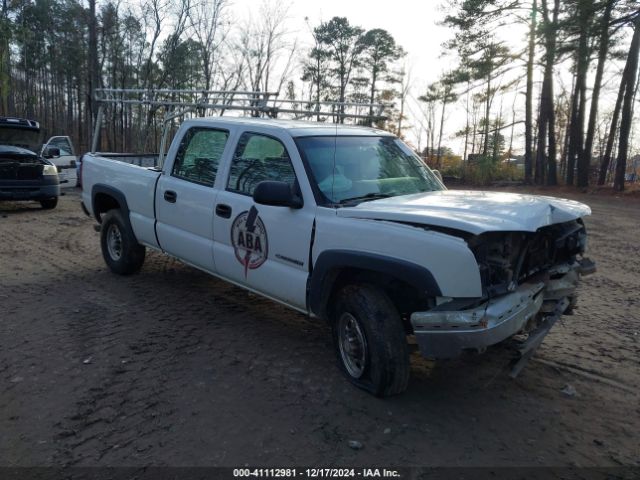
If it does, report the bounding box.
[331,283,410,397]
[564,296,578,315]
[100,209,145,275]
[40,197,58,210]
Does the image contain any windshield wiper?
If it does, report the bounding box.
[338,192,395,205]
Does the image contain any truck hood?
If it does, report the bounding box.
[0,127,42,153]
[0,144,39,158]
[336,190,592,235]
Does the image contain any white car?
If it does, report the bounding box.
[80,117,595,396]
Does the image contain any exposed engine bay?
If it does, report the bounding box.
[410,220,595,373]
[469,219,589,298]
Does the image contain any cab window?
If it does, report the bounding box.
[172,128,228,187]
[227,132,296,195]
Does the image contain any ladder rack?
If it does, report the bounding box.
[91,88,388,157]
[94,88,386,120]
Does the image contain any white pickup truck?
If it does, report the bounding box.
[40,135,78,187]
[81,117,595,396]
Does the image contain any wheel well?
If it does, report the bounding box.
[93,192,121,221]
[324,267,434,329]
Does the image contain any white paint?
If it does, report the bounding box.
[338,190,591,235]
[82,118,593,310]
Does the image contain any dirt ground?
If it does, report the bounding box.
[0,188,638,468]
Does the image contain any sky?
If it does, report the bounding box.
[230,0,483,153]
[231,0,455,80]
[226,0,635,157]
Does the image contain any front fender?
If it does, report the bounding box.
[308,249,442,318]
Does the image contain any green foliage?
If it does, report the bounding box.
[159,37,203,89]
[359,28,404,90]
[301,17,406,125]
[313,17,365,105]
[2,0,409,149]
[463,156,524,185]
[487,129,506,161]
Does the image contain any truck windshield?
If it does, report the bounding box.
[296,135,445,205]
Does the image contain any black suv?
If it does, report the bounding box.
[0,117,60,209]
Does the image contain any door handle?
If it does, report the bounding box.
[215,203,232,218]
[164,190,177,203]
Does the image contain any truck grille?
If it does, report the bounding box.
[0,162,43,180]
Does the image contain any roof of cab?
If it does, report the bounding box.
[184,117,393,138]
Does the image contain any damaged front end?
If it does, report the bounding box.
[410,220,595,373]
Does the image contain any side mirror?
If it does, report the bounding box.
[43,147,61,159]
[432,169,443,182]
[253,181,303,209]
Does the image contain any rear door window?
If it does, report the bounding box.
[172,128,229,187]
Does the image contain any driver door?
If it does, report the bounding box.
[42,136,77,187]
[212,131,315,310]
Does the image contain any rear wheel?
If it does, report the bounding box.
[40,197,58,210]
[100,209,145,275]
[331,284,410,397]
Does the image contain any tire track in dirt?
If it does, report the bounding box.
[1,189,639,467]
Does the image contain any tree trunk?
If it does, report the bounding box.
[338,65,346,124]
[598,47,632,185]
[566,75,579,185]
[572,4,593,187]
[536,0,559,185]
[471,103,478,157]
[508,82,518,157]
[583,1,614,183]
[88,0,99,145]
[368,66,378,126]
[524,0,537,184]
[547,78,558,185]
[561,71,577,179]
[614,16,640,191]
[572,7,590,188]
[482,72,491,156]
[397,71,407,137]
[436,99,447,169]
[0,0,11,114]
[545,0,560,185]
[535,83,549,184]
[316,54,321,122]
[463,83,470,162]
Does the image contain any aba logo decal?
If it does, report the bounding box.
[231,206,268,277]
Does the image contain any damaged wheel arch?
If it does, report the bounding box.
[308,249,442,320]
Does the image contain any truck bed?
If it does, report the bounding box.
[87,152,159,168]
[81,153,161,248]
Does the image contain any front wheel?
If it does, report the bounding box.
[100,209,145,275]
[40,197,58,209]
[331,284,410,397]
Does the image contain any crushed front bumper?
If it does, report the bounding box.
[410,259,595,359]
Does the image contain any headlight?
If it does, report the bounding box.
[42,164,58,176]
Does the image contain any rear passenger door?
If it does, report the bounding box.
[155,127,230,272]
[212,131,315,310]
